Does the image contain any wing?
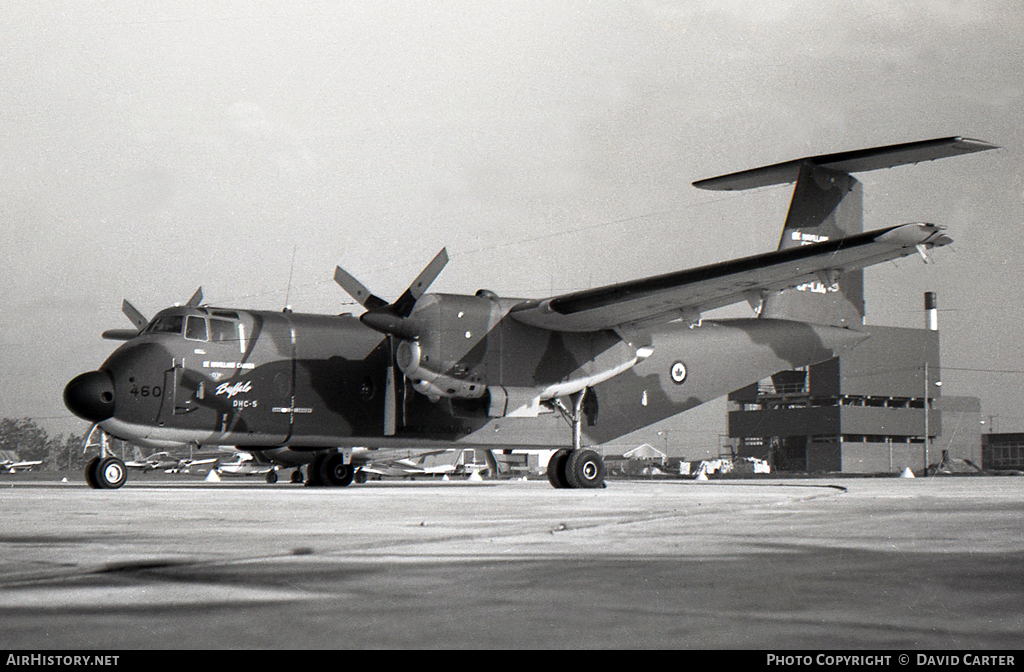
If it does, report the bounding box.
[509,222,949,332]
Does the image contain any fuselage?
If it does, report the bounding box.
[64,296,866,453]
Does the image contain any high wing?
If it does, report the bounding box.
[509,222,949,332]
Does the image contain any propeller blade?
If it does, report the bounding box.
[122,300,148,330]
[390,248,448,318]
[334,266,388,310]
[186,287,204,307]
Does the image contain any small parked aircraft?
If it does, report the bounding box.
[215,451,277,480]
[0,451,43,473]
[124,447,218,473]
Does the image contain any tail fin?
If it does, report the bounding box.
[694,137,997,327]
[761,162,865,327]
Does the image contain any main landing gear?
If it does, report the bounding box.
[305,452,356,487]
[83,425,127,489]
[547,389,607,489]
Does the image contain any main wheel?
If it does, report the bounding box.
[290,468,304,484]
[84,456,101,489]
[322,453,354,487]
[546,448,572,489]
[265,470,278,484]
[565,449,606,489]
[95,457,127,489]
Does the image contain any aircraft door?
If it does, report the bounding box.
[214,311,294,445]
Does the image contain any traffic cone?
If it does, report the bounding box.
[900,467,915,479]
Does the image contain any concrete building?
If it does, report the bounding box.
[981,433,1024,471]
[727,325,965,474]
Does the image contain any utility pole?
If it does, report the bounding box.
[923,361,930,477]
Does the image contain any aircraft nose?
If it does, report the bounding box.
[63,370,115,422]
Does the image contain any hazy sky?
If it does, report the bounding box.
[3,1,1022,448]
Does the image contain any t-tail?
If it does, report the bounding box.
[694,136,997,327]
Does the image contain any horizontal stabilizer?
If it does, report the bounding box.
[693,136,997,191]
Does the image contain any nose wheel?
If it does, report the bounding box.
[82,425,127,489]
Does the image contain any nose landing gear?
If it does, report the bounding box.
[82,425,127,489]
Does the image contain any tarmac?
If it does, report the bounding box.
[0,473,1022,650]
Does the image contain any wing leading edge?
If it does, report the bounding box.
[509,222,950,332]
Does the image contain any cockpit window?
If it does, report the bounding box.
[209,318,236,344]
[145,315,184,335]
[185,315,208,341]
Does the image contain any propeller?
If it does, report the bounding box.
[100,287,203,341]
[334,249,448,429]
[102,299,149,341]
[121,300,148,329]
[334,249,448,338]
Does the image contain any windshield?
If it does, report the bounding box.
[145,315,184,335]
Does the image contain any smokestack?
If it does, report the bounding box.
[924,292,938,331]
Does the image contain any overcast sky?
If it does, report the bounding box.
[2,1,1022,447]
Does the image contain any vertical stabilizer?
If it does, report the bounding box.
[760,163,864,327]
[692,136,999,328]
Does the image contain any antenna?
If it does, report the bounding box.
[283,246,297,313]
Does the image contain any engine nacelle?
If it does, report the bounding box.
[395,339,487,402]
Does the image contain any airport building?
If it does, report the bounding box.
[980,433,1024,471]
[726,306,981,474]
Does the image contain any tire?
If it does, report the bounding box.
[290,469,304,484]
[354,470,367,484]
[84,456,101,489]
[95,457,127,489]
[265,470,278,484]
[546,448,572,489]
[322,453,354,487]
[565,449,606,489]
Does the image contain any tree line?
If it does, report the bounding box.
[0,417,131,471]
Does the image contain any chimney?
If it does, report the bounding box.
[924,292,938,331]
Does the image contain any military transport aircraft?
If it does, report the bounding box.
[63,136,996,490]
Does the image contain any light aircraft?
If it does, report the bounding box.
[0,451,43,473]
[63,136,996,490]
[124,450,178,471]
[215,451,278,480]
[360,449,464,480]
[124,447,219,473]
